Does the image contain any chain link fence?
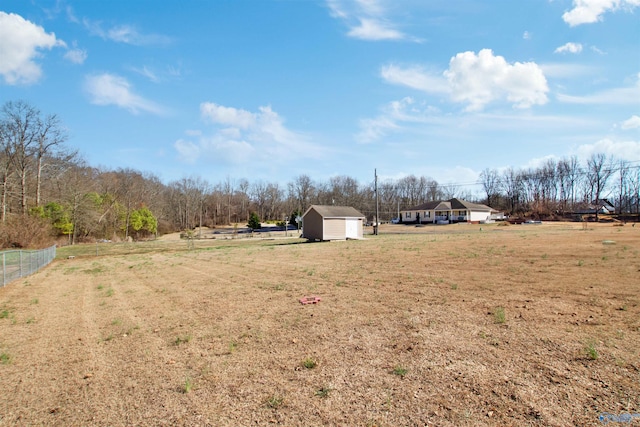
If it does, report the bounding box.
[1,245,57,287]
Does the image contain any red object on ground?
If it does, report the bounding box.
[299,296,321,305]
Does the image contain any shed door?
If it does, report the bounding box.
[345,219,359,239]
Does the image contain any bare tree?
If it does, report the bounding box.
[502,168,523,215]
[539,159,558,214]
[616,160,630,214]
[397,175,421,206]
[167,176,210,231]
[557,159,570,214]
[479,168,501,208]
[425,177,442,201]
[586,153,614,222]
[373,180,396,220]
[236,178,250,223]
[250,181,268,221]
[264,182,283,221]
[327,175,361,206]
[223,176,235,225]
[291,174,315,213]
[34,113,71,207]
[440,183,458,200]
[2,101,39,215]
[0,121,16,222]
[56,163,98,244]
[631,167,640,214]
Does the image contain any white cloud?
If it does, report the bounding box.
[621,115,640,129]
[357,115,400,143]
[554,42,583,54]
[64,47,87,64]
[523,31,532,40]
[83,19,171,46]
[557,74,640,105]
[167,64,183,78]
[383,50,548,111]
[381,64,449,93]
[539,63,594,78]
[0,12,65,85]
[176,103,326,165]
[356,97,442,143]
[524,154,561,170]
[131,66,160,83]
[445,50,549,111]
[574,138,640,161]
[175,136,254,165]
[432,166,479,188]
[562,0,640,26]
[84,73,165,115]
[130,64,184,83]
[326,0,419,41]
[347,18,404,40]
[66,5,79,23]
[174,139,200,163]
[201,103,256,129]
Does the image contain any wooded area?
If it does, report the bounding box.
[1,100,638,248]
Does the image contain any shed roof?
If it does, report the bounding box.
[303,205,366,219]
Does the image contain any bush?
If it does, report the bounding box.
[0,215,55,249]
[247,212,261,230]
[156,219,174,236]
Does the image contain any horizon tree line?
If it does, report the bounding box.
[1,100,638,247]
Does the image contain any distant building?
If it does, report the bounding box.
[400,198,495,224]
[575,199,616,215]
[302,205,365,241]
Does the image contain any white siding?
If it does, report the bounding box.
[345,219,359,239]
[469,210,490,222]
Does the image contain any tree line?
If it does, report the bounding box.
[479,155,640,221]
[1,100,637,247]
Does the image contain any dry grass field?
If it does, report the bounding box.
[0,222,638,426]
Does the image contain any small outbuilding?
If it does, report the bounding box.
[302,205,365,241]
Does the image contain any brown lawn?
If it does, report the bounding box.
[0,222,638,426]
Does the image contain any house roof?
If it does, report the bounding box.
[405,198,493,212]
[596,199,615,209]
[303,205,366,219]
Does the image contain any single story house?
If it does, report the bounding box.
[575,199,616,215]
[596,199,616,214]
[400,198,495,224]
[302,205,365,241]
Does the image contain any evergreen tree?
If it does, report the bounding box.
[248,211,261,230]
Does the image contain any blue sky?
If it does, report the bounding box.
[1,0,639,190]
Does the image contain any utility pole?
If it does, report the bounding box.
[375,169,379,236]
[199,197,203,239]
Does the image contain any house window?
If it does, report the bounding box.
[424,211,430,218]
[405,212,411,219]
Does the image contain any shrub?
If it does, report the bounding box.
[0,215,55,249]
[247,212,261,230]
